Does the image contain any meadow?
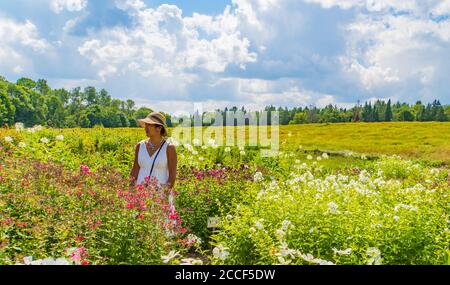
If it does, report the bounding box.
[0,122,449,265]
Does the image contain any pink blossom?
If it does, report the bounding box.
[75,235,85,242]
[71,247,88,263]
[80,164,92,175]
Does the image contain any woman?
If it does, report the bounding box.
[129,112,177,192]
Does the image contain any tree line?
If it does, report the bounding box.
[1,75,449,128]
[0,75,171,128]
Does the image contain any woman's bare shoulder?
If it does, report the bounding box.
[135,140,145,151]
[166,143,177,153]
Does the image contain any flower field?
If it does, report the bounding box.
[0,123,449,265]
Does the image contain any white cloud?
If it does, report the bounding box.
[78,3,257,82]
[340,12,450,90]
[50,0,87,14]
[431,0,450,16]
[115,0,145,12]
[303,0,420,12]
[0,18,50,52]
[0,17,50,76]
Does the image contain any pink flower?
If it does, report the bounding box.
[126,203,133,209]
[1,217,12,226]
[81,260,89,265]
[80,164,92,175]
[71,247,88,263]
[75,235,85,242]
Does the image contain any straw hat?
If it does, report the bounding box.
[138,112,167,128]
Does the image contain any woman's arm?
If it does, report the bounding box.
[166,144,177,190]
[129,143,140,186]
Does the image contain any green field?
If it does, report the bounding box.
[279,122,450,164]
[1,122,449,265]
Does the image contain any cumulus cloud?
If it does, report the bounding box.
[78,2,257,81]
[50,0,87,14]
[0,17,51,76]
[303,0,420,12]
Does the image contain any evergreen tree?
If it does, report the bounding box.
[385,99,393,121]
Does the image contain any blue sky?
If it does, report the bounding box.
[1,0,450,113]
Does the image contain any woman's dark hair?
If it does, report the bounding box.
[158,125,168,137]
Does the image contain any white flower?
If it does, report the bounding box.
[254,172,264,182]
[186,234,202,246]
[316,156,322,161]
[240,150,246,155]
[192,150,198,155]
[4,136,14,143]
[315,259,335,265]
[300,253,316,263]
[161,250,181,264]
[56,135,64,141]
[40,137,49,144]
[15,122,25,132]
[429,168,440,176]
[23,256,33,265]
[307,155,313,160]
[184,144,193,152]
[275,229,285,240]
[192,138,201,146]
[239,146,245,151]
[198,156,204,161]
[254,219,264,230]
[322,153,329,159]
[180,258,203,265]
[33,125,43,131]
[366,247,382,265]
[18,142,27,148]
[277,256,291,265]
[327,202,339,214]
[393,216,400,221]
[213,244,230,261]
[332,248,352,255]
[281,220,293,231]
[224,147,231,152]
[201,145,208,150]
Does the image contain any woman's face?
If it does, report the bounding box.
[145,123,161,137]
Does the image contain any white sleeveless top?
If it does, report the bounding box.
[136,139,169,187]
